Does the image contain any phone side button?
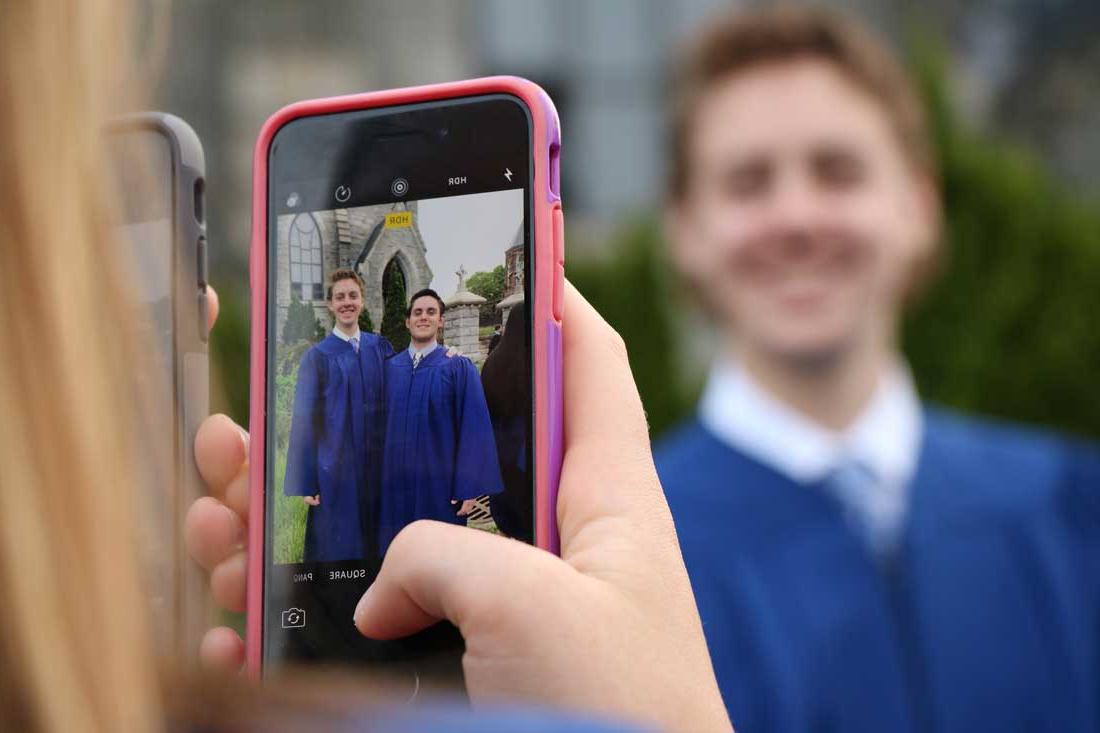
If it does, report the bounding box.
[553,262,564,323]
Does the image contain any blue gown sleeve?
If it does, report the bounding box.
[451,358,505,501]
[378,336,396,359]
[284,349,323,497]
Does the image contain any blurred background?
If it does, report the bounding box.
[152,0,1100,441]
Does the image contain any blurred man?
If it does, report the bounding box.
[656,7,1099,732]
[377,289,503,555]
[284,269,392,563]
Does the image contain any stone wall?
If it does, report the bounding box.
[443,303,485,365]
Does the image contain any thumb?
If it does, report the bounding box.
[353,520,564,640]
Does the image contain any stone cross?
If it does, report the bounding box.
[455,264,468,293]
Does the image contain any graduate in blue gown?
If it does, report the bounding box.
[657,371,1100,732]
[284,270,392,564]
[656,9,1100,731]
[378,289,503,555]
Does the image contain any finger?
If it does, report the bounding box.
[199,626,246,673]
[557,282,667,536]
[210,551,248,612]
[185,496,246,571]
[561,280,649,451]
[195,414,248,496]
[206,285,220,331]
[222,464,250,521]
[355,520,563,640]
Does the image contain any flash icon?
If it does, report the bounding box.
[504,168,513,182]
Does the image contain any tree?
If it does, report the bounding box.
[358,305,375,334]
[467,265,506,323]
[381,259,410,352]
[282,293,322,344]
[569,222,692,438]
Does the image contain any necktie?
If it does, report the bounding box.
[412,351,422,369]
[823,460,899,557]
[350,336,359,354]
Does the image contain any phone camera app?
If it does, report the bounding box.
[281,607,306,629]
[391,177,409,197]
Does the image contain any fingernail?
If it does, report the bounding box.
[236,426,250,457]
[353,583,375,626]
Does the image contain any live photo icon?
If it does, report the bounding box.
[281,607,306,629]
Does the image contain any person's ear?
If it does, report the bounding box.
[664,200,700,282]
[911,171,942,259]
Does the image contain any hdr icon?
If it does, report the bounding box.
[448,176,467,186]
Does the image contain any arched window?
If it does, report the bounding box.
[288,213,323,301]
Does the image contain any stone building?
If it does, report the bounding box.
[275,201,433,335]
[496,223,525,327]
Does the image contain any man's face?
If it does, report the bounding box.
[327,278,363,329]
[668,59,938,364]
[406,295,443,343]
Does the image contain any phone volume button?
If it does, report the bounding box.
[197,235,208,289]
[552,206,564,267]
[197,235,209,342]
[552,206,564,322]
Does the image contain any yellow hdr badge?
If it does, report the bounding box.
[385,211,413,229]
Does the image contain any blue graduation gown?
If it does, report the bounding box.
[379,347,504,555]
[654,407,1100,733]
[266,703,644,733]
[284,332,393,563]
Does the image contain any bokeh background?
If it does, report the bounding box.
[151,0,1100,442]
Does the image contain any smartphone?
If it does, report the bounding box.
[247,78,564,682]
[106,113,210,658]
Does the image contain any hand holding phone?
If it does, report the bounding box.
[187,283,732,733]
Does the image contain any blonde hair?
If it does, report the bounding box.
[0,0,163,730]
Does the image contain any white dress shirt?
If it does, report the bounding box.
[699,357,923,554]
[332,326,361,345]
[408,341,439,359]
[409,340,439,368]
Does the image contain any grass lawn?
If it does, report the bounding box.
[273,452,307,564]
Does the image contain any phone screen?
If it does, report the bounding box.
[264,96,533,679]
[107,127,178,644]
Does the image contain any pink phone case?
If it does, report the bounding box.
[246,77,563,677]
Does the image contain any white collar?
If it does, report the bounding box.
[698,357,923,490]
[409,341,439,359]
[332,326,361,343]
